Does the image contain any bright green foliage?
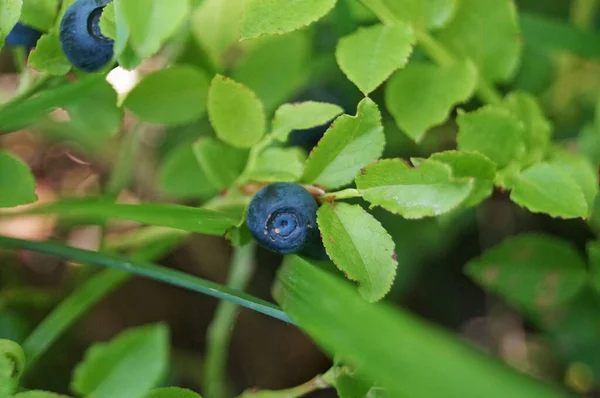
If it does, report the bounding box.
[98,2,116,39]
[0,339,26,396]
[241,0,337,40]
[336,23,414,94]
[28,34,71,75]
[124,66,210,126]
[466,234,587,314]
[356,159,474,219]
[208,75,266,148]
[0,355,11,397]
[0,0,21,49]
[71,324,169,398]
[15,392,72,398]
[66,79,122,138]
[363,0,456,29]
[386,60,477,141]
[0,151,37,208]
[437,0,521,82]
[244,147,305,183]
[271,101,343,142]
[20,0,57,31]
[192,138,248,190]
[275,256,569,398]
[146,388,202,398]
[549,150,599,211]
[302,98,384,189]
[425,0,458,29]
[457,106,525,169]
[318,203,397,302]
[510,163,589,219]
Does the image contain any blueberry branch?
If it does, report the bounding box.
[237,366,336,398]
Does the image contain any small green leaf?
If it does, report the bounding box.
[589,241,600,294]
[510,163,588,219]
[356,159,474,219]
[318,203,397,302]
[208,75,266,148]
[241,0,337,40]
[71,324,169,398]
[0,151,37,208]
[0,0,22,49]
[124,66,210,126]
[111,0,143,70]
[386,60,477,141]
[302,98,384,189]
[271,101,343,142]
[336,23,414,94]
[457,106,526,169]
[437,0,521,82]
[429,151,496,207]
[14,392,72,398]
[146,388,202,398]
[0,356,11,397]
[245,147,305,183]
[549,150,598,212]
[0,339,25,396]
[99,2,116,40]
[66,79,122,138]
[158,143,219,201]
[20,0,58,31]
[191,0,243,66]
[465,234,587,313]
[192,138,248,190]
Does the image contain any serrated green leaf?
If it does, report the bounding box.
[549,151,598,212]
[0,0,22,49]
[429,151,496,207]
[245,147,305,183]
[20,0,57,31]
[302,98,384,189]
[336,23,414,94]
[233,32,310,113]
[0,151,37,208]
[510,163,588,219]
[318,203,397,302]
[28,33,71,75]
[386,60,477,142]
[158,143,219,201]
[99,2,116,40]
[14,392,72,398]
[271,101,343,142]
[71,324,169,398]
[191,0,243,66]
[241,0,337,40]
[466,234,587,313]
[457,106,526,169]
[356,159,474,219]
[66,79,122,138]
[208,75,266,148]
[437,0,521,82]
[124,66,210,126]
[146,388,202,398]
[192,138,248,190]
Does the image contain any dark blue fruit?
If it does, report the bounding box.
[247,183,320,255]
[4,22,42,50]
[59,0,114,72]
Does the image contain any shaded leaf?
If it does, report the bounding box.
[245,147,305,183]
[15,392,72,398]
[146,388,202,398]
[192,138,248,190]
[0,0,22,48]
[549,150,598,212]
[0,151,37,208]
[28,33,71,75]
[66,79,122,138]
[271,101,343,142]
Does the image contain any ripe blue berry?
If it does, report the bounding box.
[59,0,114,72]
[4,22,42,50]
[247,183,320,255]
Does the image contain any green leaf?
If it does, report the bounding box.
[0,339,25,396]
[302,98,384,189]
[191,0,243,66]
[466,234,587,313]
[71,324,169,398]
[457,105,526,169]
[510,163,588,219]
[502,92,552,166]
[355,159,474,219]
[232,32,310,113]
[22,199,239,235]
[241,0,337,40]
[318,203,397,302]
[66,79,122,138]
[274,256,570,398]
[549,150,598,212]
[0,0,22,49]
[119,0,190,59]
[385,60,477,142]
[208,75,266,148]
[437,0,521,82]
[244,147,305,183]
[99,2,116,40]
[111,0,143,69]
[336,23,414,95]
[0,151,37,208]
[359,0,456,30]
[589,241,600,294]
[14,392,72,398]
[425,0,458,29]
[20,0,58,31]
[146,388,202,398]
[192,138,248,190]
[0,355,11,397]
[271,101,343,142]
[429,150,496,207]
[28,34,71,75]
[124,66,210,126]
[158,143,219,201]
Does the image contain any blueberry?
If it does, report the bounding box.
[4,22,42,50]
[247,183,321,255]
[59,0,114,72]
